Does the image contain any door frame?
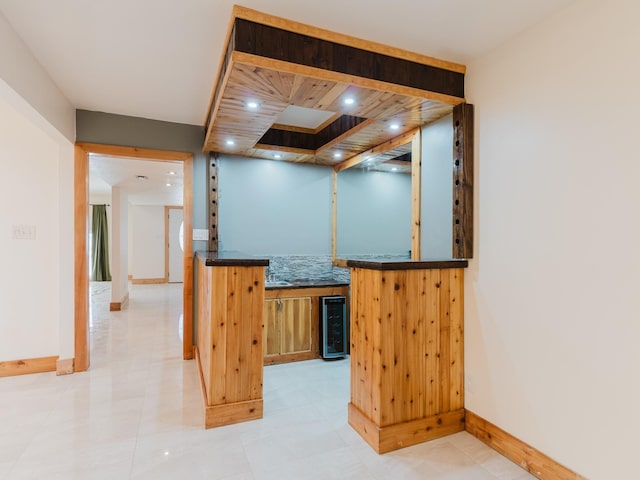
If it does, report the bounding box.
[165,206,184,283]
[74,143,194,371]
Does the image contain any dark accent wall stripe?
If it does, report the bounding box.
[234,19,464,99]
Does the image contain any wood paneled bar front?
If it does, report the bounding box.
[195,251,269,428]
[347,259,468,453]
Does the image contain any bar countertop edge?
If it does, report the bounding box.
[346,259,469,270]
[196,251,270,267]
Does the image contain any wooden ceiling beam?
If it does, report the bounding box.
[334,128,420,173]
[230,5,466,75]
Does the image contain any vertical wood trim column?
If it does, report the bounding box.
[183,156,194,360]
[332,170,337,261]
[74,145,89,372]
[411,129,422,260]
[208,153,219,253]
[452,103,474,259]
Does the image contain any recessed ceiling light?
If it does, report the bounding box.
[168,171,176,175]
[333,152,342,159]
[389,123,400,130]
[166,183,172,187]
[136,175,148,180]
[274,154,282,159]
[246,101,259,109]
[225,139,235,146]
[343,97,355,106]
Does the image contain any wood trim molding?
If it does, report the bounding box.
[130,278,166,285]
[411,128,421,260]
[465,410,586,480]
[331,171,337,261]
[109,293,130,311]
[75,143,192,161]
[195,346,263,429]
[183,156,194,360]
[74,145,89,372]
[231,5,467,74]
[74,144,195,370]
[0,356,58,377]
[56,358,74,376]
[349,403,465,454]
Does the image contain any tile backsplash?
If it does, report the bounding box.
[264,253,411,283]
[266,255,349,283]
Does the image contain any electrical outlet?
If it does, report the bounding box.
[465,373,475,394]
[12,224,36,240]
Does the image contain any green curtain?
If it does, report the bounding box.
[91,205,112,281]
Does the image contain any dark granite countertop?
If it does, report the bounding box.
[196,251,269,267]
[346,259,468,271]
[265,278,349,290]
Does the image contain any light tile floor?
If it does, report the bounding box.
[0,283,535,479]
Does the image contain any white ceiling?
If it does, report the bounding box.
[89,155,183,206]
[0,0,573,127]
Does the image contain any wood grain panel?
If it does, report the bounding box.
[0,356,58,377]
[280,297,312,354]
[465,411,586,480]
[263,299,280,356]
[194,260,265,427]
[349,266,465,453]
[452,103,474,259]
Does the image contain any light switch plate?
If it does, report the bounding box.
[13,224,36,240]
[193,229,209,241]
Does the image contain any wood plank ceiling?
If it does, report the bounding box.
[204,6,467,169]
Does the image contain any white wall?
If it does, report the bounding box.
[0,11,75,142]
[0,83,73,361]
[111,188,129,303]
[219,156,332,255]
[131,205,165,279]
[421,114,453,260]
[337,168,411,256]
[466,0,639,478]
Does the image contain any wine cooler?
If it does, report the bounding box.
[319,296,347,359]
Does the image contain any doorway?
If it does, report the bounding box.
[74,143,194,372]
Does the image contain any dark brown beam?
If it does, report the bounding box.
[452,103,474,259]
[208,153,219,252]
[234,19,465,100]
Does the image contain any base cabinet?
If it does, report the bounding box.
[264,297,312,362]
[264,285,350,365]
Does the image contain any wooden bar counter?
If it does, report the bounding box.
[195,251,268,428]
[347,259,468,453]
